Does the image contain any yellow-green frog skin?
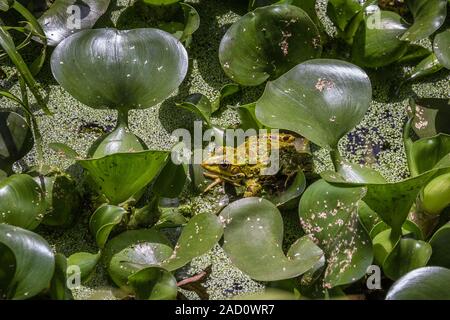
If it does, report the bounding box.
[201,133,312,197]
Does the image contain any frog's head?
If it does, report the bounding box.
[201,155,247,183]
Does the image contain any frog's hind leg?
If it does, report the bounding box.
[203,173,223,193]
[244,179,262,197]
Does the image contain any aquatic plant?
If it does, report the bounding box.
[0,0,449,301]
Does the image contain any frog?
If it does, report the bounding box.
[201,133,313,197]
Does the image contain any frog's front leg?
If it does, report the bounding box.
[203,172,223,193]
[244,179,263,197]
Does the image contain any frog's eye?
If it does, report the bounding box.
[219,161,231,170]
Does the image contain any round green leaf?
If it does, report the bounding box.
[0,111,33,172]
[49,253,73,300]
[337,162,386,184]
[250,0,321,28]
[219,4,322,86]
[89,205,127,248]
[386,267,450,300]
[152,159,187,199]
[235,103,265,131]
[0,174,46,230]
[78,150,169,205]
[176,93,212,126]
[256,59,372,149]
[383,238,432,280]
[219,198,324,281]
[299,179,373,288]
[401,0,448,42]
[0,224,55,299]
[179,3,200,46]
[326,0,365,32]
[162,213,224,271]
[434,28,450,69]
[407,98,450,138]
[352,10,409,68]
[429,222,450,268]
[67,251,101,283]
[322,169,439,235]
[103,229,173,291]
[128,266,177,300]
[51,28,188,111]
[32,172,80,227]
[264,170,307,208]
[38,0,111,46]
[409,134,450,176]
[422,172,450,215]
[407,53,444,82]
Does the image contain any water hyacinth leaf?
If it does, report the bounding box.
[406,53,443,82]
[422,173,450,216]
[49,142,80,160]
[219,4,322,86]
[67,251,101,283]
[0,174,46,230]
[397,45,431,64]
[337,162,386,184]
[153,159,188,199]
[429,223,450,268]
[38,0,110,46]
[352,10,409,68]
[326,0,365,32]
[32,173,80,227]
[401,0,448,42]
[179,3,200,46]
[103,229,173,291]
[386,267,450,300]
[408,98,450,138]
[358,201,380,234]
[162,213,223,271]
[409,134,450,176]
[322,170,438,235]
[78,150,169,205]
[299,179,373,288]
[128,266,177,300]
[220,198,324,281]
[264,170,307,208]
[434,28,450,69]
[0,224,54,299]
[156,206,188,229]
[212,83,241,113]
[176,93,212,125]
[49,254,73,300]
[0,111,33,172]
[256,59,372,149]
[89,205,127,248]
[372,228,398,265]
[51,28,188,111]
[383,238,432,280]
[250,0,320,27]
[235,103,265,131]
